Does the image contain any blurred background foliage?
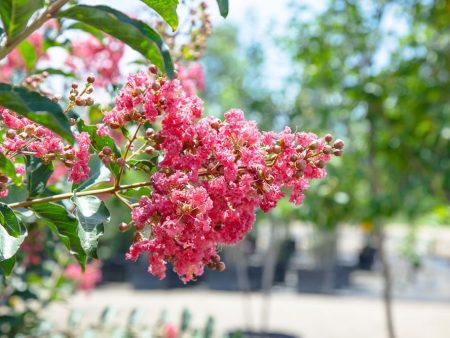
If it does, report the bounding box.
[202,0,450,232]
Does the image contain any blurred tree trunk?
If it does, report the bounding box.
[368,99,396,338]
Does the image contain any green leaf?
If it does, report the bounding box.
[0,153,19,185]
[0,256,16,276]
[59,5,174,78]
[17,39,37,71]
[0,0,44,40]
[216,0,229,18]
[140,0,179,31]
[32,203,86,268]
[72,155,111,192]
[74,195,109,259]
[76,119,121,179]
[0,84,73,143]
[66,22,105,41]
[26,156,53,197]
[0,203,27,276]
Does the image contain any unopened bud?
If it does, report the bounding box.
[117,158,126,167]
[324,134,333,143]
[87,74,95,83]
[333,139,345,150]
[333,149,343,156]
[102,146,112,155]
[85,97,94,106]
[322,145,333,154]
[273,145,282,154]
[0,175,8,183]
[216,262,226,272]
[308,140,319,150]
[6,129,16,139]
[149,64,158,74]
[145,128,155,137]
[144,146,154,155]
[316,160,326,168]
[296,159,307,170]
[119,222,131,232]
[152,81,160,91]
[75,97,85,106]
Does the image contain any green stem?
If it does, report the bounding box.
[115,122,143,188]
[7,181,152,209]
[0,0,70,60]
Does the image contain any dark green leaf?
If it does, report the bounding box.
[32,203,86,267]
[0,153,20,185]
[26,156,53,197]
[76,119,121,179]
[72,155,111,192]
[74,195,109,258]
[0,203,27,276]
[17,39,37,71]
[216,0,229,18]
[0,84,73,142]
[140,0,179,31]
[0,256,16,276]
[0,0,44,40]
[58,5,174,77]
[66,22,105,41]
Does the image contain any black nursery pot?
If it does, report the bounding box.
[227,331,299,338]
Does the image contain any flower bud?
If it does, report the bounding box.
[6,129,16,139]
[316,160,326,168]
[117,158,126,167]
[144,146,154,155]
[149,64,158,74]
[324,134,333,143]
[0,175,8,183]
[216,262,226,272]
[102,156,112,165]
[322,145,333,154]
[102,146,112,155]
[87,74,95,83]
[86,97,94,106]
[119,222,131,232]
[296,159,307,170]
[333,149,343,156]
[152,81,161,91]
[145,128,155,138]
[70,118,76,126]
[272,145,282,154]
[308,140,319,150]
[333,139,345,150]
[75,97,86,106]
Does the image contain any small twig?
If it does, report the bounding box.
[0,0,70,60]
[8,181,153,209]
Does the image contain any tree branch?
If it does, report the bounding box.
[7,181,152,209]
[0,0,70,60]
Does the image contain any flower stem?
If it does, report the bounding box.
[7,181,152,209]
[115,122,143,188]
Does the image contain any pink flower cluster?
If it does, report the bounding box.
[106,70,343,282]
[0,107,91,194]
[64,261,102,292]
[66,35,125,87]
[177,63,205,94]
[0,32,47,82]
